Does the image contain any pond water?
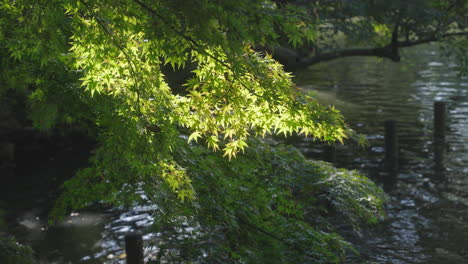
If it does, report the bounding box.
[2,44,467,263]
[293,43,468,263]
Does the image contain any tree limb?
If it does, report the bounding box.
[291,46,400,69]
[288,31,468,69]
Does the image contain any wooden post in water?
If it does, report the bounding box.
[125,232,144,264]
[324,144,336,164]
[434,101,446,144]
[384,120,398,171]
[433,101,446,168]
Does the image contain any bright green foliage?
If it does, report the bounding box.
[1,0,386,262]
[1,0,348,199]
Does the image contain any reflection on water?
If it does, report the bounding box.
[2,44,467,263]
[294,43,468,263]
[80,204,158,263]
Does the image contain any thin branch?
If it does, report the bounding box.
[131,0,230,69]
[131,0,266,102]
[236,215,318,259]
[78,0,144,117]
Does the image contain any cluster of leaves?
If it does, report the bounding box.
[54,139,385,263]
[0,0,95,130]
[0,236,36,264]
[2,0,350,201]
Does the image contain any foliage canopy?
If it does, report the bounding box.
[1,0,350,200]
[11,0,463,262]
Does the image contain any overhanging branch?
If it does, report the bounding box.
[288,31,468,69]
[292,46,401,69]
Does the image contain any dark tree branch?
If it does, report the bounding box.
[293,47,400,68]
[288,31,468,69]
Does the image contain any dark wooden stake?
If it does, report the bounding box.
[434,101,447,169]
[324,144,336,164]
[434,101,446,144]
[125,232,144,264]
[384,120,398,170]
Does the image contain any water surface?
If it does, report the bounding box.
[294,44,468,263]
